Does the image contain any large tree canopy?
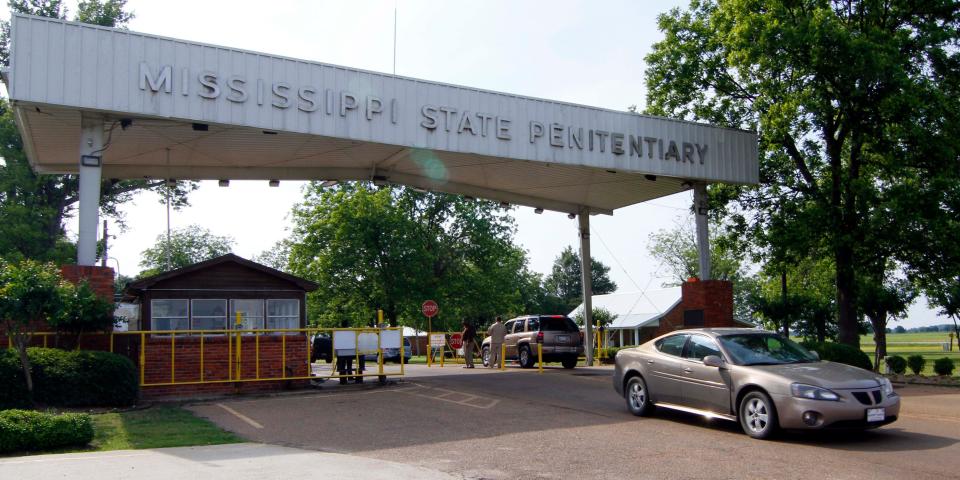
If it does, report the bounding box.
[542,246,617,313]
[645,0,960,346]
[137,225,235,277]
[0,1,196,264]
[288,182,536,331]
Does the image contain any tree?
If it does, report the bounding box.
[253,240,292,273]
[858,276,916,370]
[542,246,617,313]
[0,260,64,398]
[0,2,197,264]
[138,225,234,277]
[573,306,615,328]
[289,182,532,330]
[645,0,960,347]
[51,280,117,348]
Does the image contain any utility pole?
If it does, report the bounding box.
[101,220,108,267]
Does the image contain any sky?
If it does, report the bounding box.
[0,0,947,328]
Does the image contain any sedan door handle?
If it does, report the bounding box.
[647,360,655,365]
[683,367,693,373]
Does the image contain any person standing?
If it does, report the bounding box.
[487,316,506,368]
[461,320,476,368]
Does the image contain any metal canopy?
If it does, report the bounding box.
[4,14,758,215]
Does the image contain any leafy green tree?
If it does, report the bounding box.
[644,0,960,347]
[253,240,292,273]
[542,246,617,313]
[0,2,196,264]
[51,281,117,348]
[0,260,64,397]
[289,182,532,330]
[138,225,234,277]
[573,306,615,328]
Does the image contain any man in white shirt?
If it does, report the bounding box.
[487,316,506,368]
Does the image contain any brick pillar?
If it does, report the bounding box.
[680,280,734,328]
[60,264,115,300]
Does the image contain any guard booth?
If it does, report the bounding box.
[2,13,759,369]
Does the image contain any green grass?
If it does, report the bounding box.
[859,332,960,375]
[90,406,242,451]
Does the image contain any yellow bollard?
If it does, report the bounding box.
[538,343,543,373]
[500,344,506,371]
[440,345,445,367]
[427,344,432,367]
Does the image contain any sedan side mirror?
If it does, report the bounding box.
[703,355,724,368]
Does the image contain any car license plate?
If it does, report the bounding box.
[867,408,885,422]
[558,335,570,343]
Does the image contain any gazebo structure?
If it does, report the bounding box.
[2,13,758,365]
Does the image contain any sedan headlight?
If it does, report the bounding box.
[791,383,840,401]
[877,377,895,396]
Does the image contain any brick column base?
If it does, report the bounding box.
[60,264,115,300]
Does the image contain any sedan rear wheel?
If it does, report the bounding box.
[739,391,778,439]
[625,376,654,416]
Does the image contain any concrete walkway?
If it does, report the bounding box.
[0,443,458,479]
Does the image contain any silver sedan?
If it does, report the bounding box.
[612,328,900,439]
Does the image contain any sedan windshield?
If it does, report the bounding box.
[717,334,818,366]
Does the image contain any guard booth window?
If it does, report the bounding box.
[191,299,227,331]
[267,299,299,330]
[230,299,264,330]
[151,299,188,331]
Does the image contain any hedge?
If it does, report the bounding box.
[933,357,956,376]
[906,355,926,376]
[802,342,873,371]
[0,409,93,453]
[0,348,138,409]
[885,355,907,375]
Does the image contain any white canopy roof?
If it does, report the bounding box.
[568,287,682,330]
[3,14,758,215]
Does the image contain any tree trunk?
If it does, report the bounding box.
[13,334,35,402]
[836,246,859,346]
[781,271,789,338]
[870,313,887,371]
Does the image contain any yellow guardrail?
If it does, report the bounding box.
[1,327,404,387]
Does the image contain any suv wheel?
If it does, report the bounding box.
[482,346,490,367]
[739,390,779,439]
[519,345,534,368]
[625,376,654,416]
[561,356,577,369]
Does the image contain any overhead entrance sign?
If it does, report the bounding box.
[4,13,758,218]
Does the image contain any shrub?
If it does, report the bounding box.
[0,409,93,453]
[0,348,138,408]
[885,355,907,375]
[803,342,873,371]
[29,348,138,407]
[906,355,926,376]
[933,357,956,376]
[0,350,30,409]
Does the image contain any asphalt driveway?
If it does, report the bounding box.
[188,364,960,480]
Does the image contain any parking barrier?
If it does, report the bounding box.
[538,343,543,373]
[500,344,506,371]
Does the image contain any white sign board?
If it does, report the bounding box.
[357,332,380,354]
[380,329,401,350]
[332,330,356,352]
[430,333,446,348]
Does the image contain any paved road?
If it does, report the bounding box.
[189,364,960,480]
[0,443,455,479]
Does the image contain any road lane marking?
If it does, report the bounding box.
[217,403,264,429]
[401,383,501,409]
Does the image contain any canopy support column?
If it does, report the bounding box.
[694,182,711,280]
[578,206,594,366]
[77,116,104,266]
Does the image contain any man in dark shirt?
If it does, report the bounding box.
[461,320,477,368]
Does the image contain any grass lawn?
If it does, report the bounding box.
[860,331,960,375]
[90,406,242,451]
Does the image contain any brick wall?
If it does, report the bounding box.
[112,334,310,399]
[652,279,735,338]
[60,264,115,300]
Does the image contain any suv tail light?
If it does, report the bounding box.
[536,331,544,343]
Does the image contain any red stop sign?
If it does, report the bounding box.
[449,333,463,349]
[421,300,439,318]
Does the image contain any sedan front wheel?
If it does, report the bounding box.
[739,390,779,439]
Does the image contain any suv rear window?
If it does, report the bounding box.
[539,316,578,332]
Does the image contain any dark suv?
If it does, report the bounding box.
[481,315,583,369]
